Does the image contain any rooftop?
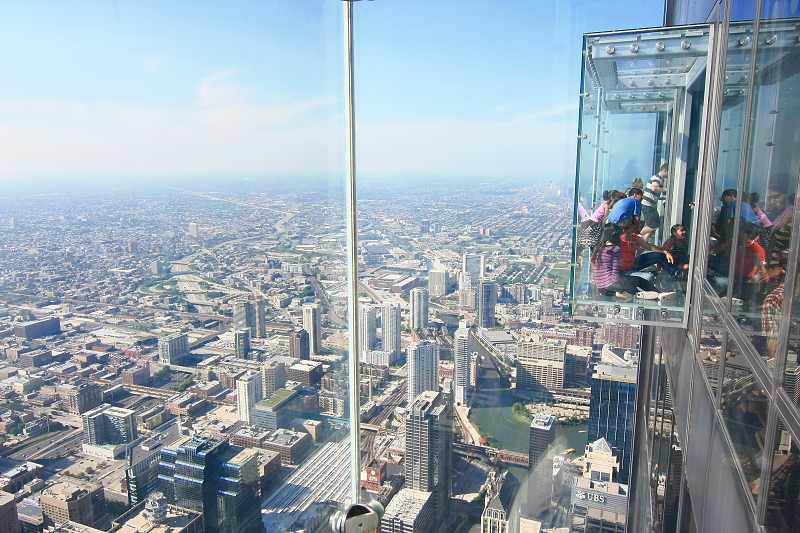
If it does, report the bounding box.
[531,413,555,430]
[114,501,201,533]
[383,488,432,523]
[256,388,297,409]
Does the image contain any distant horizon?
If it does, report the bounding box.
[0,1,660,181]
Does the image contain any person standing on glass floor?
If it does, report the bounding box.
[640,163,668,241]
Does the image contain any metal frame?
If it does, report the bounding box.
[343,0,361,505]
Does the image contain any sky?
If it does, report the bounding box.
[0,0,663,183]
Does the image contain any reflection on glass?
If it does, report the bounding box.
[720,12,799,362]
[720,346,769,500]
[764,418,800,532]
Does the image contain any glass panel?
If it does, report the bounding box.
[729,10,800,364]
[720,345,769,502]
[764,417,800,532]
[704,21,757,307]
[0,3,351,532]
[354,2,662,531]
[722,17,797,354]
[573,25,714,326]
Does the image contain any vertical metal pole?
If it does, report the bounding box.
[343,0,361,505]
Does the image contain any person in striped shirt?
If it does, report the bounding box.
[640,163,668,241]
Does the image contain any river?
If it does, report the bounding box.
[468,339,589,458]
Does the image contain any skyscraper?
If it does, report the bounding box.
[188,222,199,238]
[428,269,447,297]
[528,413,555,519]
[82,404,138,446]
[157,433,263,533]
[359,305,377,359]
[406,390,452,529]
[233,329,251,360]
[302,304,322,354]
[158,333,188,366]
[236,371,262,424]
[410,287,429,329]
[289,329,310,360]
[569,438,628,533]
[255,297,266,339]
[462,252,485,284]
[510,282,527,304]
[588,363,637,484]
[477,280,497,328]
[260,359,286,396]
[382,301,401,365]
[407,340,438,405]
[453,319,471,406]
[233,299,257,339]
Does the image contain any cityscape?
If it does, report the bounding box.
[1,0,798,533]
[0,177,651,533]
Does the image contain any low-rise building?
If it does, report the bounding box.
[261,429,309,465]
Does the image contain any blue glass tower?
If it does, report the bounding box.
[588,363,638,485]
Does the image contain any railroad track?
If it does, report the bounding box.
[359,381,407,467]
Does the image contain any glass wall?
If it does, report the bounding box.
[0,3,354,532]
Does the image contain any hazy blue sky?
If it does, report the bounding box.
[0,0,662,182]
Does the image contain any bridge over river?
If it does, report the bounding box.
[453,442,530,467]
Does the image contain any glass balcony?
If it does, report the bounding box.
[571,25,715,327]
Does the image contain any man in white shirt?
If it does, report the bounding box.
[640,163,668,241]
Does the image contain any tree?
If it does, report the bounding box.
[85,467,94,475]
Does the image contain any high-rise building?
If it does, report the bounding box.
[428,269,447,297]
[8,218,17,230]
[588,363,637,485]
[528,413,555,519]
[236,371,262,424]
[410,287,429,329]
[477,280,497,328]
[260,359,286,396]
[382,301,401,365]
[407,341,439,406]
[0,492,19,533]
[251,389,303,431]
[380,488,434,533]
[458,271,472,291]
[406,390,452,529]
[233,329,251,360]
[510,282,527,304]
[157,433,263,533]
[233,299,257,339]
[289,329,310,360]
[359,305,377,359]
[420,219,430,234]
[302,304,322,354]
[255,296,266,339]
[188,222,199,238]
[159,333,189,366]
[82,404,137,446]
[453,319,471,406]
[569,438,628,533]
[516,335,567,392]
[60,382,103,415]
[462,253,485,284]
